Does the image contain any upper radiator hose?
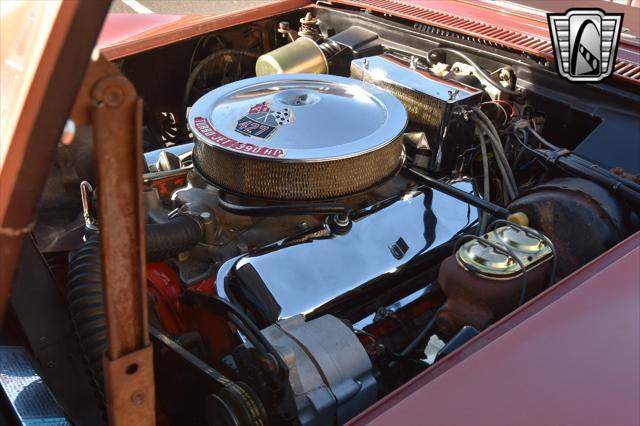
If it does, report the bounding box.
[145,215,204,261]
[67,215,203,393]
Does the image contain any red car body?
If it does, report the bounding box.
[98,0,640,425]
[96,2,640,424]
[97,0,640,82]
[2,1,638,424]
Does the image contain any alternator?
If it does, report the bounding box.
[261,315,377,425]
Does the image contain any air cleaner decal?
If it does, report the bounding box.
[193,117,286,158]
[235,101,294,139]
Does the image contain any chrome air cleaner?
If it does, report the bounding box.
[188,74,407,200]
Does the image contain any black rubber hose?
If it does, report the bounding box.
[67,215,204,394]
[67,236,108,394]
[145,215,203,261]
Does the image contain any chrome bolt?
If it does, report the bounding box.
[409,56,419,70]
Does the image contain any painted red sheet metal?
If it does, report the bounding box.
[96,0,311,60]
[352,232,640,425]
[97,13,185,50]
[332,0,640,84]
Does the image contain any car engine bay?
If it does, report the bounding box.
[18,4,640,426]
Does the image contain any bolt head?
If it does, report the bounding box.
[131,391,145,406]
[104,86,124,107]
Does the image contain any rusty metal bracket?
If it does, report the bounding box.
[103,346,155,426]
[72,53,155,425]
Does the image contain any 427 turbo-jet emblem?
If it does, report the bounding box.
[548,9,623,82]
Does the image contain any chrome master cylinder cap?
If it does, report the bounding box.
[457,225,553,278]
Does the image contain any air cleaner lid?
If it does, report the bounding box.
[188,74,407,161]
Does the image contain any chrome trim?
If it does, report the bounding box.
[188,74,407,162]
[219,182,477,322]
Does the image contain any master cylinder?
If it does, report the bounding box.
[436,223,554,339]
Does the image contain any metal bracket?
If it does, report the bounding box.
[103,346,155,426]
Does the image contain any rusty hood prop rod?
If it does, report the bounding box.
[71,53,155,426]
